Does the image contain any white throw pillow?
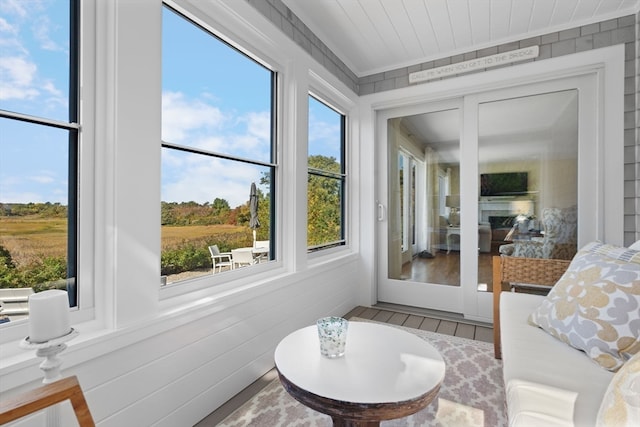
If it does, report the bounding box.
[596,350,640,426]
[629,240,640,251]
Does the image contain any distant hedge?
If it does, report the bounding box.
[0,245,67,292]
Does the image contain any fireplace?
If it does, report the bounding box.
[478,198,534,223]
[488,215,516,229]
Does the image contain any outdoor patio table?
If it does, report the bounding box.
[274,322,445,426]
[234,247,268,263]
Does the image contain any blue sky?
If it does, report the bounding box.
[0,0,71,204]
[0,1,342,208]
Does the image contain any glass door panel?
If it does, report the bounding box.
[387,109,461,286]
[477,90,579,291]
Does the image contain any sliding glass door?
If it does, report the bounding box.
[377,74,601,321]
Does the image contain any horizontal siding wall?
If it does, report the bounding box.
[97,266,358,426]
[636,11,640,247]
[5,261,360,426]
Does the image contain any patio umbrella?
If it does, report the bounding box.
[249,182,260,247]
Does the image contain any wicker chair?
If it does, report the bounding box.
[492,255,571,359]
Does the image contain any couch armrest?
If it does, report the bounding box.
[492,255,571,359]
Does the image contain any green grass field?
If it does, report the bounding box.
[0,216,252,268]
[0,216,68,267]
[162,224,251,249]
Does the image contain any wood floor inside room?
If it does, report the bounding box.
[195,305,494,426]
[401,250,495,289]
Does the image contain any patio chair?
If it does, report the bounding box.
[208,245,233,273]
[231,248,256,269]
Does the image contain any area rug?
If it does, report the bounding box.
[219,318,507,427]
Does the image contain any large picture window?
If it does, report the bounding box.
[307,95,346,251]
[161,6,276,285]
[0,0,80,321]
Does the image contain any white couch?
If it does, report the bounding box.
[495,240,640,427]
[500,291,614,426]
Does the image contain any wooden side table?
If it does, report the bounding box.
[274,322,445,426]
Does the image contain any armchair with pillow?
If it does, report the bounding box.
[499,205,578,260]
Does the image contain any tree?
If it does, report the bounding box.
[307,155,342,246]
[161,202,176,225]
[211,198,231,224]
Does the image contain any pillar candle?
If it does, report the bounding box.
[28,290,71,343]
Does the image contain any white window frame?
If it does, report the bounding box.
[307,93,347,253]
[307,72,356,263]
[0,0,97,344]
[159,4,279,290]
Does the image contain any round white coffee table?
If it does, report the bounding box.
[274,321,445,426]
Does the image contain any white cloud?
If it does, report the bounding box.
[0,16,17,34]
[33,15,63,52]
[0,168,66,203]
[30,173,55,184]
[161,92,271,158]
[162,91,225,143]
[0,1,67,109]
[162,156,261,207]
[0,191,46,204]
[0,0,29,18]
[309,115,340,144]
[41,79,67,111]
[0,55,38,100]
[245,111,270,141]
[195,135,228,154]
[308,111,341,158]
[161,93,272,204]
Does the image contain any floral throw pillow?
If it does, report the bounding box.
[596,350,640,426]
[529,242,640,371]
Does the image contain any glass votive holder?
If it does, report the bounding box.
[316,316,348,358]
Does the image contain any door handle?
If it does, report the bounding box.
[377,203,385,221]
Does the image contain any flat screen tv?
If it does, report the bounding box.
[480,172,528,196]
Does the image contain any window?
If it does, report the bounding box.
[398,150,417,252]
[0,0,80,319]
[307,95,346,251]
[161,6,276,285]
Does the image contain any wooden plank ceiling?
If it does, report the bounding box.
[282,0,640,76]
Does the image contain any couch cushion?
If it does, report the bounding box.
[528,242,640,371]
[507,379,577,427]
[596,350,640,427]
[501,292,614,426]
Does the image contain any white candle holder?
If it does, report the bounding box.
[20,328,78,384]
[19,328,79,427]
